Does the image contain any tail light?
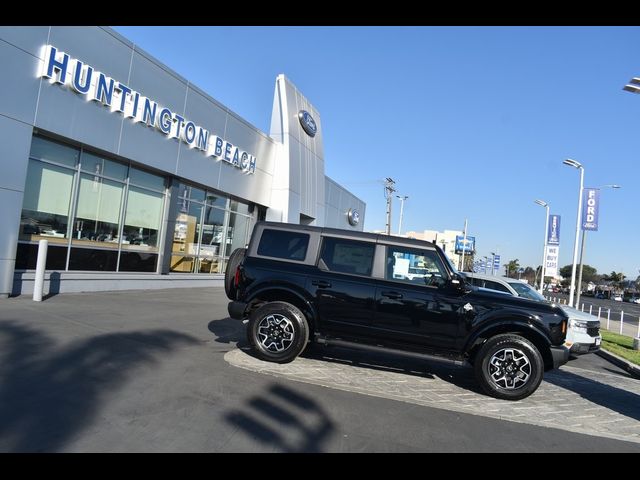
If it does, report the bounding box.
[234,266,241,288]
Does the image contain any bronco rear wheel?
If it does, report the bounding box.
[474,334,544,401]
[247,301,309,363]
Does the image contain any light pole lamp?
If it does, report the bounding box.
[396,195,408,235]
[563,158,584,308]
[575,184,621,308]
[623,77,640,94]
[534,199,550,293]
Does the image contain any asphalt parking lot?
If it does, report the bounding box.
[0,287,639,452]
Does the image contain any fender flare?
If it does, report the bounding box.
[246,284,319,329]
[463,317,552,355]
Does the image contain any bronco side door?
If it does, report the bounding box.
[373,243,467,352]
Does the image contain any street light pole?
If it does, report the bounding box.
[575,184,621,309]
[534,199,549,293]
[396,195,408,235]
[564,158,584,308]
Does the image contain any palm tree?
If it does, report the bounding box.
[506,259,520,278]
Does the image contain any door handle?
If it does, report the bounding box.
[312,280,332,288]
[381,291,403,300]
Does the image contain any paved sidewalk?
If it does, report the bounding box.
[226,345,640,445]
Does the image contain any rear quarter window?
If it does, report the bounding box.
[319,237,375,276]
[256,229,309,261]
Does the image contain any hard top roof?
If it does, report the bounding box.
[255,221,437,249]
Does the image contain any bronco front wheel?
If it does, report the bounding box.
[474,334,544,401]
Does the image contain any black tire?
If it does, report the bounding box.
[247,301,309,364]
[224,248,246,300]
[474,334,544,401]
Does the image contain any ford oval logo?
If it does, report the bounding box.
[347,208,360,226]
[298,110,317,137]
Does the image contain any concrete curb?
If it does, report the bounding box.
[597,348,640,379]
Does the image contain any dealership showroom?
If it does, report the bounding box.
[0,26,366,297]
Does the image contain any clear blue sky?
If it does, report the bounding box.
[113,26,640,278]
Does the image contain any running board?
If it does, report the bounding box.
[315,336,466,366]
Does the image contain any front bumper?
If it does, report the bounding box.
[550,344,570,369]
[228,301,248,320]
[569,341,601,355]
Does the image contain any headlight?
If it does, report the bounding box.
[568,318,588,333]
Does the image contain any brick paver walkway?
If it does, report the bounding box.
[225,348,640,444]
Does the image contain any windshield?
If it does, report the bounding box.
[440,249,459,274]
[507,281,546,302]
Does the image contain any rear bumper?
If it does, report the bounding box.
[550,344,570,369]
[228,301,248,320]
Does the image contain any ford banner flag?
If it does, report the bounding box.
[581,188,600,231]
[547,215,561,246]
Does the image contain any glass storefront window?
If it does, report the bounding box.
[225,212,251,257]
[68,247,118,271]
[81,152,128,181]
[229,199,251,216]
[16,136,259,276]
[121,186,164,252]
[206,192,227,209]
[198,205,225,273]
[170,202,202,273]
[72,173,124,249]
[17,135,168,274]
[20,159,74,244]
[177,182,205,203]
[29,136,79,167]
[130,167,165,191]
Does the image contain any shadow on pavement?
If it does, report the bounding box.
[302,344,480,392]
[208,317,246,346]
[224,383,335,452]
[546,369,640,422]
[0,320,198,452]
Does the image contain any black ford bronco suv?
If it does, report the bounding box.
[226,222,569,400]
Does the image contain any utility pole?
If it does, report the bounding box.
[396,195,408,235]
[384,178,396,235]
[459,219,468,271]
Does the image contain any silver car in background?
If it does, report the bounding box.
[461,272,601,355]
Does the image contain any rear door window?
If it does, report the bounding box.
[257,229,309,261]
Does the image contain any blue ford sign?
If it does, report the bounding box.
[454,235,475,254]
[547,215,561,245]
[298,110,317,137]
[581,188,600,231]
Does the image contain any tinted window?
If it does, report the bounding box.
[257,229,309,261]
[320,237,375,276]
[483,280,511,294]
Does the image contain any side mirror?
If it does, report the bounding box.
[449,273,467,291]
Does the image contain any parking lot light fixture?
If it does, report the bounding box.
[534,199,549,293]
[563,158,584,308]
[623,77,640,94]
